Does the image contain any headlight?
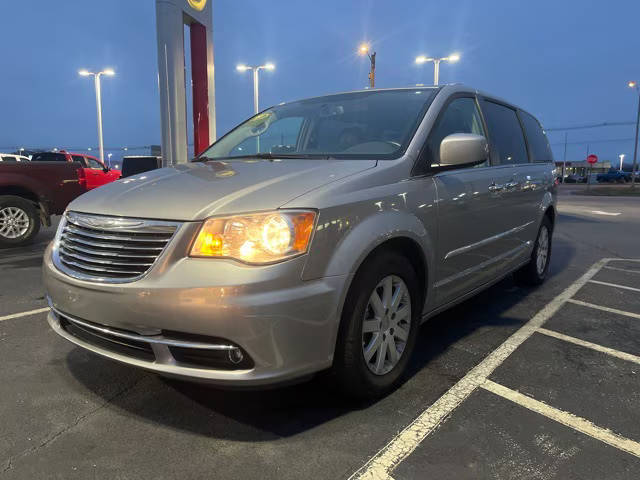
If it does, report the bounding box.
[190,210,316,264]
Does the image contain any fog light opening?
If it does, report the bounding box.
[228,348,244,364]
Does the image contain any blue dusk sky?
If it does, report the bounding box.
[0,0,639,164]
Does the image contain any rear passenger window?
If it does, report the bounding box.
[2,156,17,162]
[31,152,67,162]
[481,101,529,165]
[519,111,554,163]
[425,97,486,167]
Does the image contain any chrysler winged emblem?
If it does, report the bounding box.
[67,212,145,230]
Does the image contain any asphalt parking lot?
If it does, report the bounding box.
[1,187,639,479]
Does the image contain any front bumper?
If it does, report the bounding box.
[43,241,349,386]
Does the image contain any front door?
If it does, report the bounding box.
[419,95,518,305]
[84,156,108,189]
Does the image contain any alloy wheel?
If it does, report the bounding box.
[0,207,30,239]
[536,225,549,275]
[361,275,412,376]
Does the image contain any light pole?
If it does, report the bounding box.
[358,43,376,88]
[236,63,275,114]
[79,68,115,163]
[629,81,640,189]
[618,154,625,171]
[415,53,460,86]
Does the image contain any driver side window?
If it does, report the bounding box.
[86,158,103,169]
[424,97,485,168]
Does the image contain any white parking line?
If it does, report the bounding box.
[349,258,611,480]
[0,307,50,323]
[589,210,621,216]
[567,299,640,319]
[588,279,640,293]
[537,328,640,365]
[481,380,640,459]
[604,265,640,275]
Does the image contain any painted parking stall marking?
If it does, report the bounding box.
[588,279,640,293]
[481,380,640,459]
[589,210,621,216]
[0,307,50,323]
[351,258,640,480]
[566,298,640,319]
[537,327,640,365]
[603,265,640,275]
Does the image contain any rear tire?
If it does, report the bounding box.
[332,249,421,399]
[0,195,40,247]
[514,216,552,286]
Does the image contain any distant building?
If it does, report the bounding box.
[555,160,612,177]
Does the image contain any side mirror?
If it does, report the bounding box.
[103,166,109,173]
[438,133,488,168]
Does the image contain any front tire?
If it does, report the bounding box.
[514,216,553,286]
[0,195,40,247]
[333,250,421,399]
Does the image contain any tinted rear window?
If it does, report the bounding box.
[481,100,529,165]
[519,111,554,163]
[1,156,17,162]
[31,152,67,162]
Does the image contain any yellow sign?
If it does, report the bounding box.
[187,0,207,11]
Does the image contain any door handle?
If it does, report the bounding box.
[488,183,504,192]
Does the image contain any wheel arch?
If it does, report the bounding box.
[0,186,40,206]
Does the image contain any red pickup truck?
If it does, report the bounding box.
[31,151,121,189]
[0,161,89,246]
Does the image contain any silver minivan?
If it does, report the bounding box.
[43,85,556,398]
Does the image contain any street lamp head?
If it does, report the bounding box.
[263,63,275,71]
[236,64,249,72]
[358,43,370,55]
[629,81,638,89]
[78,69,91,76]
[415,55,429,64]
[448,53,461,63]
[102,68,115,76]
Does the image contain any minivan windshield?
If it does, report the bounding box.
[198,88,437,160]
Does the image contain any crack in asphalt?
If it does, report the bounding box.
[0,375,148,476]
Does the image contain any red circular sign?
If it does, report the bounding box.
[587,154,598,164]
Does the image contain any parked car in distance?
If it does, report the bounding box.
[0,153,30,162]
[31,151,121,189]
[44,85,556,398]
[563,173,587,183]
[0,161,88,246]
[596,169,631,183]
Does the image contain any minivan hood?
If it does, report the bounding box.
[68,159,376,221]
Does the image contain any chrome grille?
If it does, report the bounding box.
[54,212,181,283]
